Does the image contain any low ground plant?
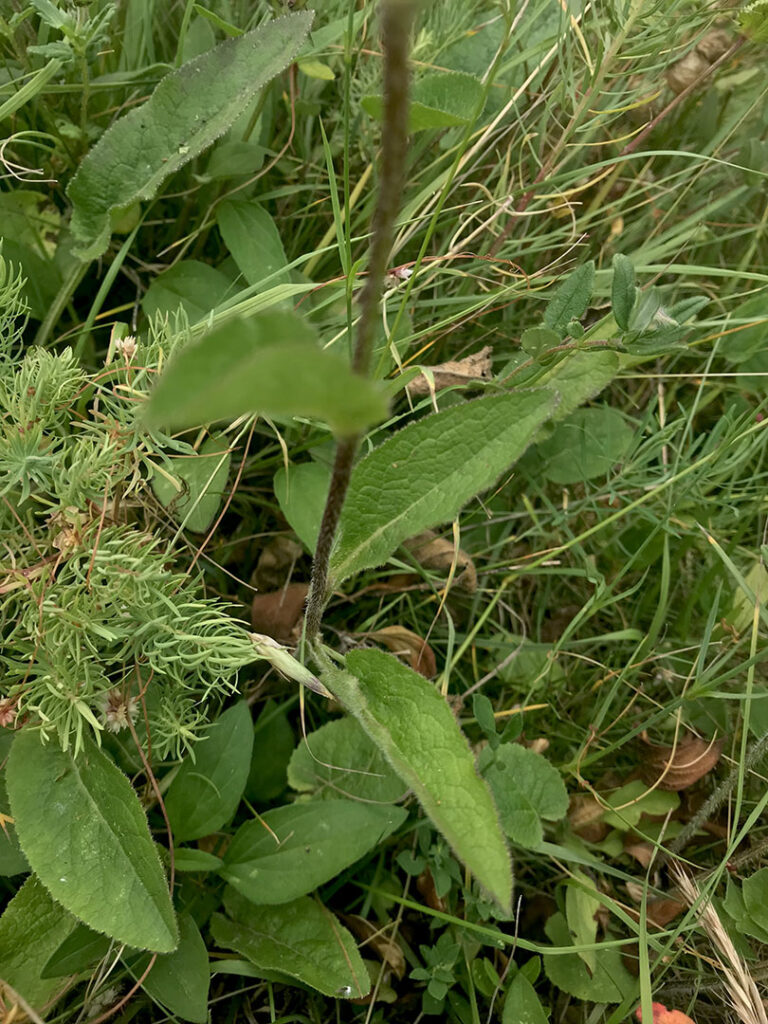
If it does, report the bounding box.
[2,1,768,1022]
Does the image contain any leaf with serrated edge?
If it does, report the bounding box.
[6,731,177,952]
[68,14,313,259]
[220,800,407,904]
[330,390,557,586]
[211,890,369,999]
[144,313,388,436]
[485,743,568,849]
[0,875,75,1011]
[324,650,512,914]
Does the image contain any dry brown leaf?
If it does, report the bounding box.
[361,626,437,678]
[251,582,308,643]
[406,345,493,398]
[403,529,477,593]
[640,732,723,791]
[342,915,406,979]
[568,793,610,843]
[251,536,303,592]
[524,737,550,755]
[623,835,655,870]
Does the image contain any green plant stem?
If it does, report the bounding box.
[304,0,414,642]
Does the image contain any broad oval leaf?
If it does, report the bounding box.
[144,313,388,436]
[151,432,232,533]
[536,406,634,484]
[329,390,557,585]
[543,912,636,1003]
[127,914,210,1024]
[211,889,369,999]
[0,875,75,1011]
[165,701,254,842]
[484,743,568,849]
[6,731,177,952]
[68,13,313,259]
[287,716,407,803]
[220,799,407,904]
[324,650,513,914]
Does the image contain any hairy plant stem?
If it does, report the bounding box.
[304,0,414,643]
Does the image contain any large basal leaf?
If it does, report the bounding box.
[68,13,313,259]
[144,313,388,436]
[484,743,568,850]
[324,650,513,914]
[151,432,231,533]
[211,889,369,998]
[220,799,407,904]
[0,730,27,876]
[329,390,557,585]
[287,716,407,803]
[127,914,210,1024]
[533,350,619,423]
[217,200,289,287]
[6,731,177,952]
[165,701,254,842]
[0,875,75,1012]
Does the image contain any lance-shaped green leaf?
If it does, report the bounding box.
[543,261,595,333]
[165,701,254,842]
[329,390,556,585]
[68,13,313,259]
[144,313,388,435]
[0,875,75,1012]
[217,200,288,287]
[6,731,177,952]
[611,253,636,331]
[220,799,407,904]
[211,889,369,999]
[324,650,513,914]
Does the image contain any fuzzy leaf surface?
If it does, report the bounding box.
[165,701,253,842]
[145,313,388,435]
[0,875,75,1011]
[220,799,407,904]
[543,261,595,332]
[324,650,513,914]
[611,253,637,331]
[330,390,557,585]
[6,731,177,952]
[68,14,313,259]
[211,889,369,998]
